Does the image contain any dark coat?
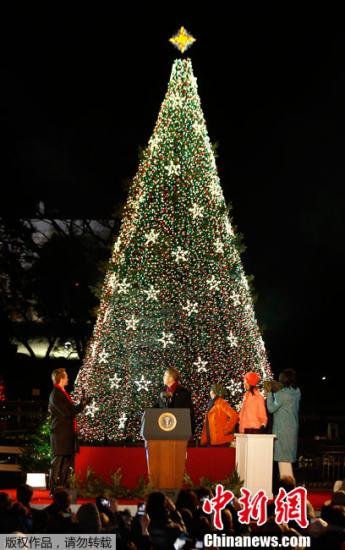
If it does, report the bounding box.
[157,385,193,409]
[49,387,85,456]
[156,384,195,433]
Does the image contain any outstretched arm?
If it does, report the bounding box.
[49,389,90,417]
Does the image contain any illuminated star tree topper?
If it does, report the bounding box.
[169,26,196,54]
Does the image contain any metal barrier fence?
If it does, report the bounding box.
[322,451,345,483]
[294,451,345,488]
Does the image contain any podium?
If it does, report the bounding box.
[235,434,276,498]
[141,408,192,489]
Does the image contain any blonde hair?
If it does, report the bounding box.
[165,367,181,382]
[51,368,66,384]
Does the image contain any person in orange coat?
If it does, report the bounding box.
[200,384,239,446]
[239,371,268,433]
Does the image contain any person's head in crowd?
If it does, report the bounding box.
[244,371,260,392]
[175,488,199,513]
[327,505,345,527]
[0,492,12,511]
[307,518,328,538]
[51,368,68,387]
[146,491,168,521]
[16,484,33,507]
[278,475,296,493]
[210,383,226,399]
[279,368,297,388]
[163,367,181,387]
[120,508,132,527]
[9,501,32,533]
[52,487,71,511]
[331,490,345,507]
[76,503,102,533]
[321,501,345,527]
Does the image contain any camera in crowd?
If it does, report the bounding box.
[136,502,146,516]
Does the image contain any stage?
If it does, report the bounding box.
[75,446,236,488]
[2,445,333,514]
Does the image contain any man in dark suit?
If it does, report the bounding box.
[157,367,195,432]
[48,368,90,493]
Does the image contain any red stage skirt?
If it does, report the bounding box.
[75,446,236,488]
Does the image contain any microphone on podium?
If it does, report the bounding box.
[160,389,172,407]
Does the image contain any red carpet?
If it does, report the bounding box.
[306,490,332,511]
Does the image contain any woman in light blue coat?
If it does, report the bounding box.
[266,368,301,480]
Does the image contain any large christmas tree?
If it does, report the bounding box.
[74,29,271,442]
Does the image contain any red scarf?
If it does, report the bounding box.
[54,384,77,432]
[166,381,179,394]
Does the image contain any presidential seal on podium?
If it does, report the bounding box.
[158,412,177,432]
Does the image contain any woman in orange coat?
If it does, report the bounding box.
[200,384,239,446]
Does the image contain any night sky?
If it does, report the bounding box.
[2,10,345,412]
